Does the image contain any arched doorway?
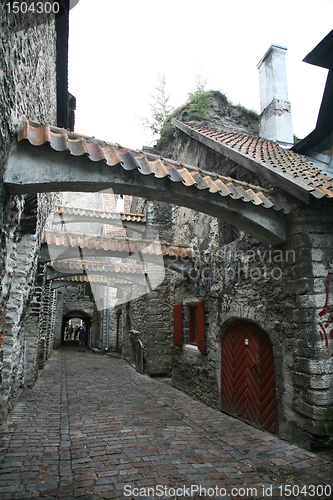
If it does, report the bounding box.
[61,310,92,347]
[221,322,278,434]
[135,340,143,374]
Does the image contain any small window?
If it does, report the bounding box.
[218,221,240,245]
[176,300,205,352]
[189,306,198,345]
[232,226,239,241]
[83,282,92,297]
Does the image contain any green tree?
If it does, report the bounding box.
[187,73,213,119]
[141,74,173,140]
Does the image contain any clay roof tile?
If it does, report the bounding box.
[18,117,288,212]
[178,120,333,200]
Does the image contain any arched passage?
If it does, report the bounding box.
[5,120,287,245]
[221,321,278,434]
[61,310,92,347]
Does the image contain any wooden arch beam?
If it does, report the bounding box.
[5,139,286,245]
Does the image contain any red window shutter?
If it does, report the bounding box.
[173,302,183,346]
[197,299,205,352]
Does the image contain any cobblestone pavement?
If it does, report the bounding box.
[0,348,332,500]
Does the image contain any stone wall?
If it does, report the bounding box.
[122,294,148,370]
[120,271,174,376]
[118,196,175,376]
[0,201,56,421]
[0,10,58,423]
[23,263,57,388]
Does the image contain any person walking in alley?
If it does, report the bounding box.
[79,326,86,352]
[68,324,73,340]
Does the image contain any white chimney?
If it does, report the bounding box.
[116,194,125,212]
[257,44,293,147]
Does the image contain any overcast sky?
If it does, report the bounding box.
[68,0,333,150]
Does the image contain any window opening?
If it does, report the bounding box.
[189,306,198,345]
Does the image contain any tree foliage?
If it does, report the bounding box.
[140,74,173,140]
[186,74,213,119]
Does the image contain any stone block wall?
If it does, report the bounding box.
[23,263,57,387]
[0,10,58,424]
[0,229,55,421]
[122,293,148,370]
[53,289,65,349]
[118,197,175,376]
[284,202,333,448]
[145,271,174,376]
[120,273,173,376]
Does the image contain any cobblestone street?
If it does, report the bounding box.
[0,347,332,500]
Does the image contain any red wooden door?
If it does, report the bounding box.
[221,323,278,434]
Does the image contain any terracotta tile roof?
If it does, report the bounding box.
[174,120,333,200]
[101,193,135,237]
[49,259,146,275]
[43,229,192,259]
[18,117,286,212]
[53,275,130,285]
[55,204,146,223]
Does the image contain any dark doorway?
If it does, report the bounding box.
[61,310,92,347]
[221,322,279,434]
[135,340,143,374]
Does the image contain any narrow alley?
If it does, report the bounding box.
[0,348,332,500]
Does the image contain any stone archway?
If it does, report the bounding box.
[61,310,92,347]
[5,121,286,246]
[221,321,279,434]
